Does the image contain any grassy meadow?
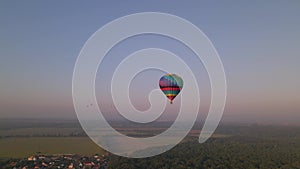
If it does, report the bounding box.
[0,137,105,159]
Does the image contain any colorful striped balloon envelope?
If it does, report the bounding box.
[159,74,183,104]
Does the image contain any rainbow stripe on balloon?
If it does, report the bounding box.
[159,74,183,104]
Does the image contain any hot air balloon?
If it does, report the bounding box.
[159,74,183,104]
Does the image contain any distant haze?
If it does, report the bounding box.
[0,1,299,125]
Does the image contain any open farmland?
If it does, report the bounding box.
[0,137,105,159]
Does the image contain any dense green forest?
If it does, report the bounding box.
[108,125,300,169]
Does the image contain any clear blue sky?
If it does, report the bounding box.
[0,1,299,125]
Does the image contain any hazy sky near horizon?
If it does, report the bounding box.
[0,1,299,125]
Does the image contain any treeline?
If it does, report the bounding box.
[0,131,87,138]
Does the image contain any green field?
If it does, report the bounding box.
[0,137,105,159]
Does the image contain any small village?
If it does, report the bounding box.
[4,154,109,169]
